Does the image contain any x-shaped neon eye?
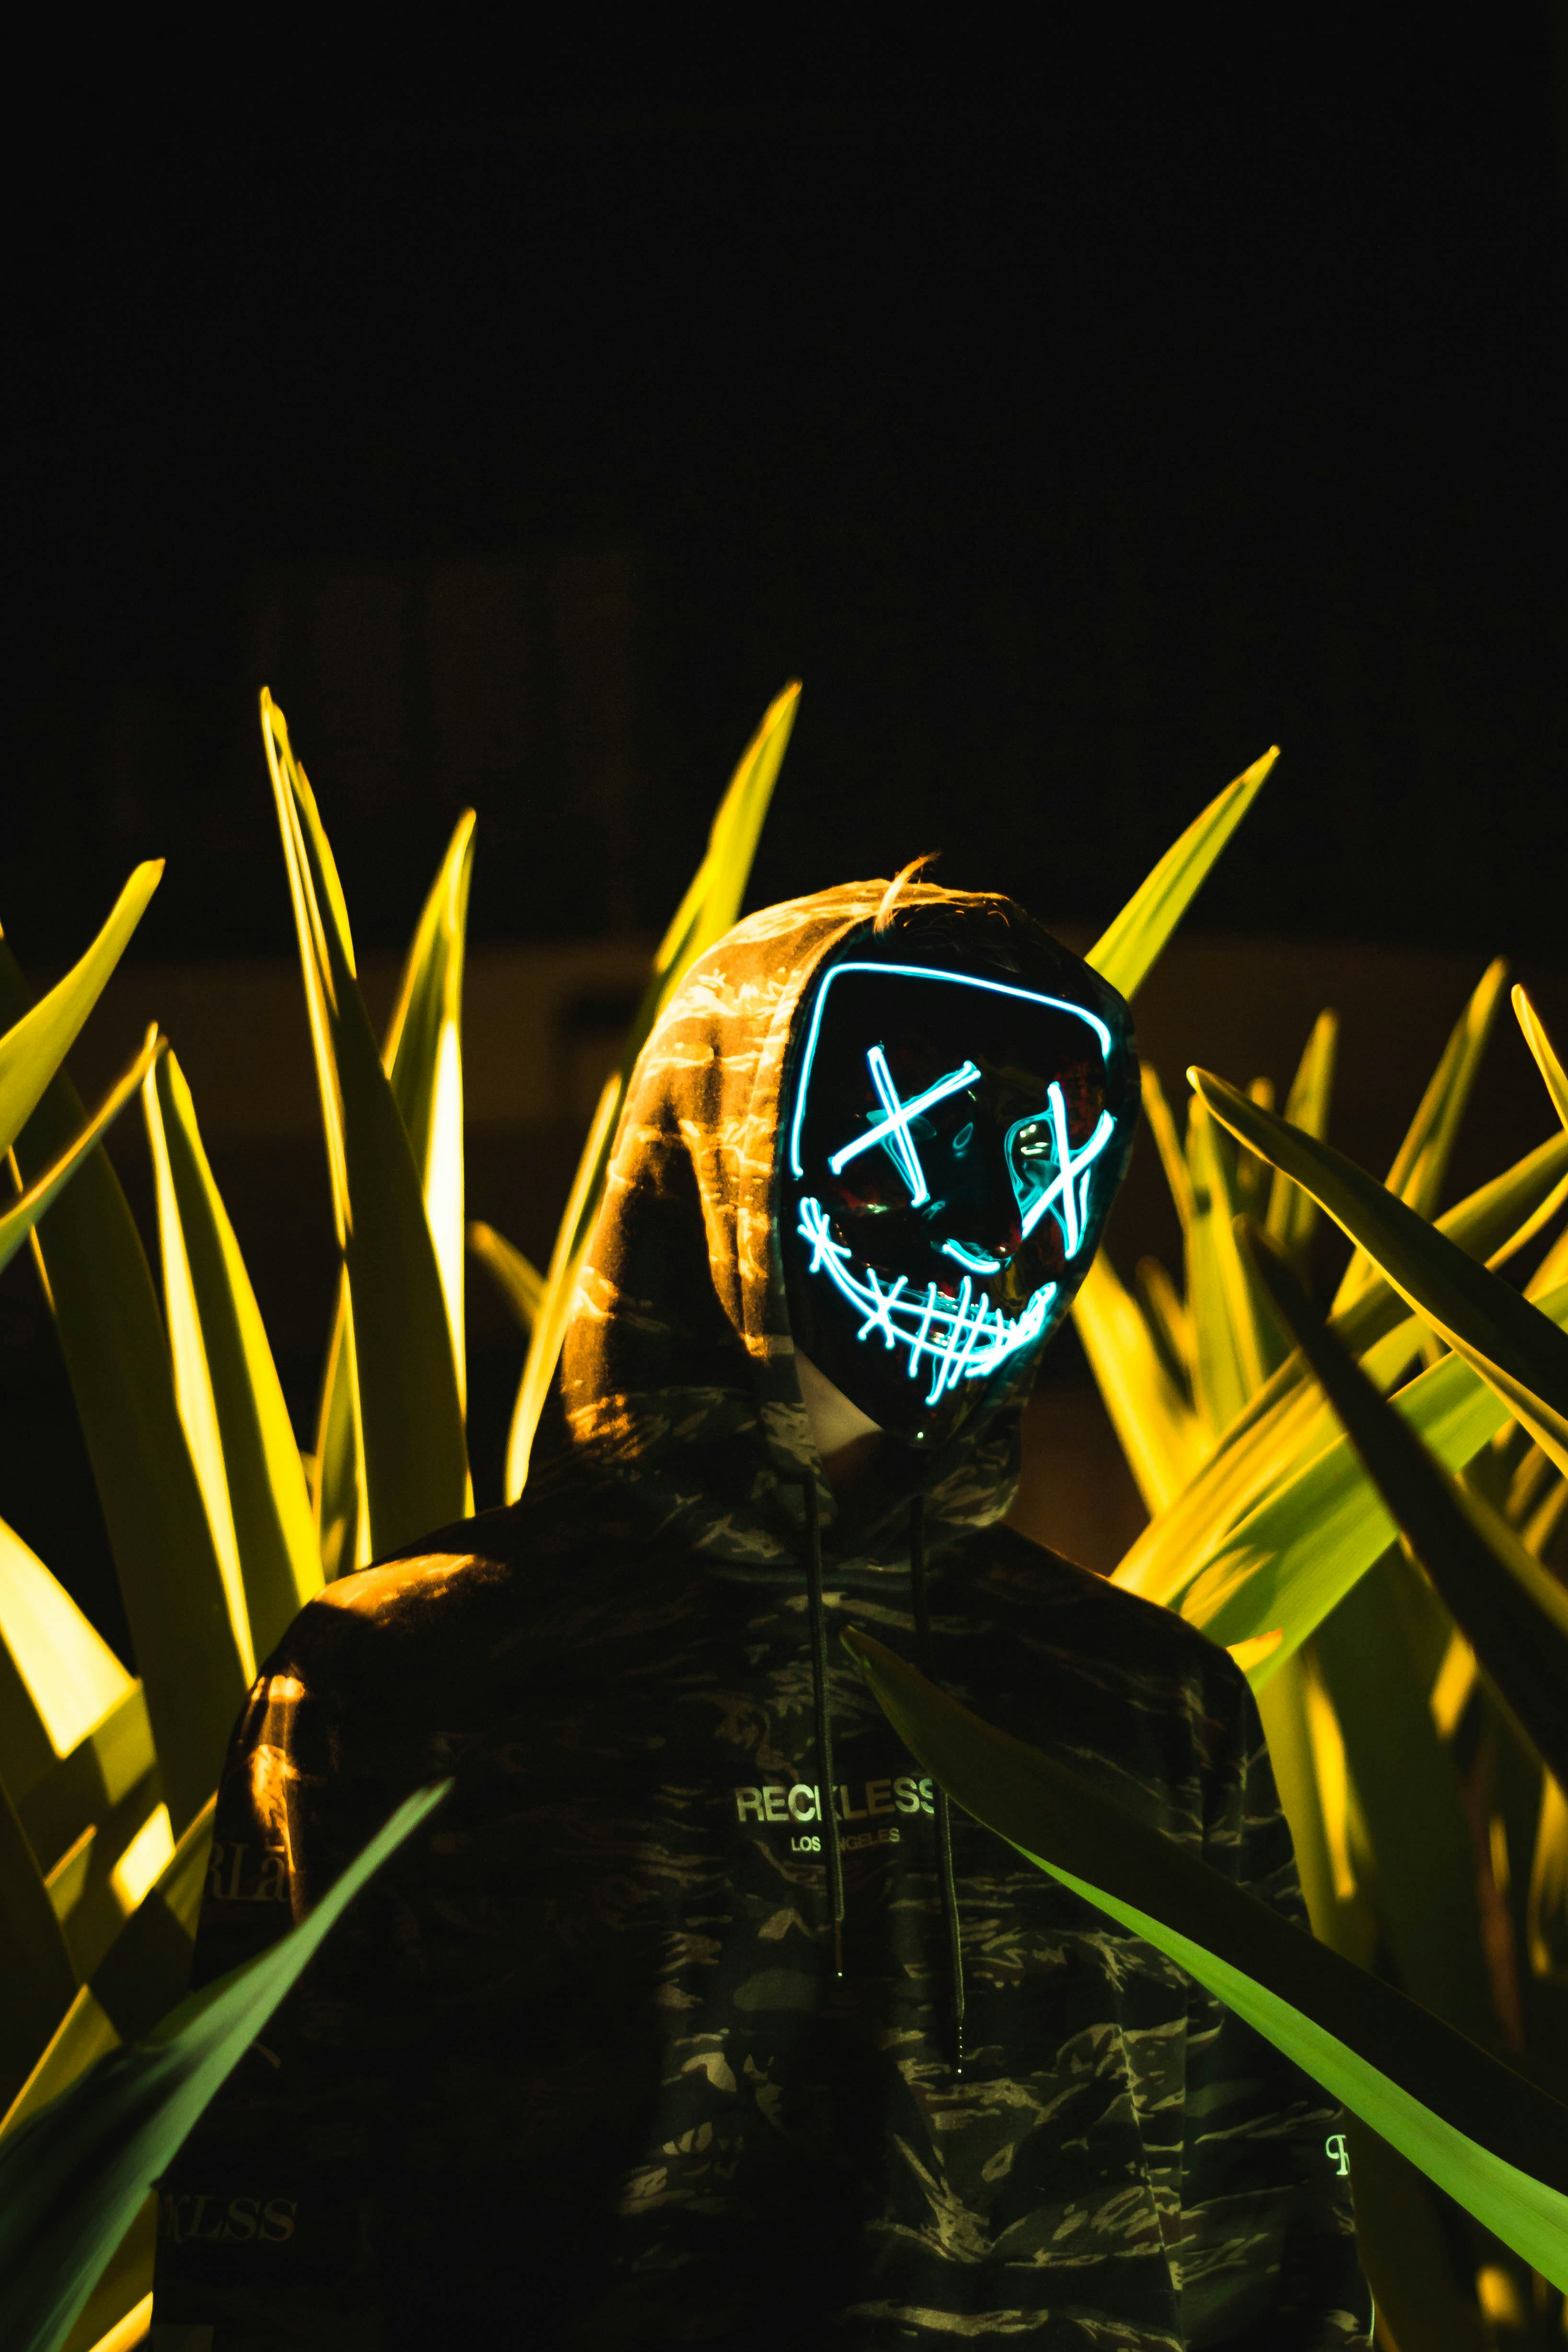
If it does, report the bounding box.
[1016,1083,1117,1254]
[827,1049,981,1207]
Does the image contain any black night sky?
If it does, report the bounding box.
[11,28,1567,967]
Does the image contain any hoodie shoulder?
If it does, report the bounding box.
[966,1521,1253,1704]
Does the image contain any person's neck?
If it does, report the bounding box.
[796,1348,886,1495]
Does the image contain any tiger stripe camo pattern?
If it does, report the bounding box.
[153,880,1370,2349]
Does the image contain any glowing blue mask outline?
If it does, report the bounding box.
[1012,1085,1119,1257]
[787,962,1115,1182]
[826,1048,981,1207]
[798,1195,1057,1407]
[941,1239,1002,1274]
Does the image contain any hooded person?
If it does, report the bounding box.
[151,875,1371,2351]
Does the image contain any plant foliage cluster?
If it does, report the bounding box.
[0,695,1562,2348]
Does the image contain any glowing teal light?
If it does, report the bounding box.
[1013,1092,1117,1256]
[798,1196,1055,1405]
[788,962,1114,1181]
[941,1239,1002,1274]
[827,1049,980,1206]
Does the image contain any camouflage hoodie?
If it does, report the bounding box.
[153,881,1371,2351]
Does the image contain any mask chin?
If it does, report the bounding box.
[783,1225,1062,1450]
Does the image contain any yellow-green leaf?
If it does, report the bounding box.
[1266,1009,1338,1261]
[1246,1219,1568,1799]
[1195,1065,1568,1481]
[381,809,476,1403]
[0,866,162,1164]
[0,951,244,1838]
[467,1220,544,1335]
[505,683,798,1496]
[0,1777,76,2120]
[144,1051,321,1672]
[1071,1254,1204,1514]
[1,1797,215,2142]
[0,1782,448,2352]
[262,693,468,1558]
[1334,958,1507,1312]
[843,1628,1568,2287]
[1084,747,1277,1002]
[1514,984,1568,1137]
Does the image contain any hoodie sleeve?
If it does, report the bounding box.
[1175,1668,1373,2351]
[150,1616,411,2352]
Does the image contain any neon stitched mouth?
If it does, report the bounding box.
[797,1196,1057,1407]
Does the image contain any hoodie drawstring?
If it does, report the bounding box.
[800,1477,964,2072]
[910,1495,966,2078]
[801,1473,845,1977]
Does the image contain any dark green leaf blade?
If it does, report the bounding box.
[0,1781,448,2352]
[1242,1219,1568,1796]
[0,1777,77,2120]
[843,1627,1568,2284]
[0,949,246,1837]
[262,695,469,1556]
[1193,1065,1568,1477]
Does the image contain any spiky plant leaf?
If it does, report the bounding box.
[382,810,475,1398]
[1514,984,1568,1135]
[144,1052,319,1670]
[1,1797,215,2146]
[0,1776,76,2120]
[505,683,799,1496]
[1194,1066,1568,1479]
[1334,959,1508,1311]
[0,867,162,1163]
[0,1035,163,1287]
[0,952,244,1838]
[1246,1222,1568,1796]
[0,1781,448,2352]
[1165,1281,1568,1671]
[1265,1009,1338,1262]
[467,1220,545,1335]
[1084,747,1277,1002]
[261,693,468,1560]
[1112,1127,1568,1610]
[1071,1254,1205,1513]
[842,1629,1568,2288]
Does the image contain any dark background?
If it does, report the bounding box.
[11,24,1567,969]
[5,26,1567,1657]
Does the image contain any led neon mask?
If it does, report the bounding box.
[780,942,1135,1448]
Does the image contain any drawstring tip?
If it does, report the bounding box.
[832,1919,844,1978]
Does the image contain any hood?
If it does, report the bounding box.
[525,879,1125,1582]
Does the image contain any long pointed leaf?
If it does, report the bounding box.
[144,1052,321,1672]
[0,1781,448,2352]
[261,693,468,1557]
[1113,1127,1568,1608]
[1071,1252,1204,1513]
[0,1777,77,2118]
[505,683,799,1495]
[0,1033,164,1286]
[1334,958,1508,1311]
[0,952,245,1837]
[843,1629,1568,2287]
[467,1219,544,1335]
[1514,983,1568,1135]
[1084,746,1277,1001]
[0,867,162,1164]
[382,811,476,1405]
[1,1799,217,2142]
[1246,1221,1568,1796]
[1195,1065,1568,1478]
[1170,1281,1568,1672]
[1266,1009,1338,1261]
